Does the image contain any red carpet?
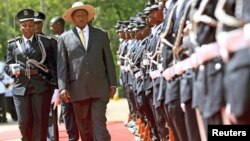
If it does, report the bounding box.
[0,121,135,141]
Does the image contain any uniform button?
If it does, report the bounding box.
[215,63,221,70]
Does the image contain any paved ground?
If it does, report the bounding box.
[0,98,130,134]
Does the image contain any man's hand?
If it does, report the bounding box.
[51,89,61,109]
[109,86,116,99]
[60,89,70,103]
[13,70,20,77]
[11,68,20,77]
[10,64,20,77]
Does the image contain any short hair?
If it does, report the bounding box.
[50,16,65,26]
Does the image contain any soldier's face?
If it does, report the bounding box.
[122,32,127,39]
[125,32,130,39]
[72,10,88,29]
[20,20,34,39]
[135,30,141,39]
[154,9,163,23]
[50,23,60,35]
[34,21,43,34]
[118,32,125,39]
[141,26,150,37]
[130,32,135,38]
[148,10,157,25]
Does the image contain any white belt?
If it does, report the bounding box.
[135,71,143,79]
[142,59,150,66]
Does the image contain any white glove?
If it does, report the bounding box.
[9,64,20,77]
[181,103,186,112]
[51,89,61,110]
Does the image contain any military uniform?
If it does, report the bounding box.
[4,9,57,141]
[216,0,250,124]
[161,1,191,141]
[33,11,60,141]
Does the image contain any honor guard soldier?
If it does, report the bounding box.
[130,17,155,140]
[165,0,201,141]
[143,3,166,141]
[33,11,60,141]
[116,21,138,128]
[122,21,140,131]
[161,1,189,141]
[34,11,46,34]
[4,9,57,141]
[50,16,65,36]
[190,1,224,139]
[215,0,250,125]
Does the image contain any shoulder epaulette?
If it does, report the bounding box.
[7,36,21,43]
[37,34,52,39]
[49,35,58,40]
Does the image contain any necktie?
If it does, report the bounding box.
[26,40,31,54]
[79,30,86,50]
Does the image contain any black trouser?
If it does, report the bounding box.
[61,100,79,141]
[137,91,160,140]
[155,104,168,140]
[0,94,7,123]
[224,48,250,124]
[5,96,17,121]
[14,89,52,141]
[47,105,59,141]
[145,89,160,141]
[125,85,137,121]
[153,81,168,140]
[183,100,201,141]
[165,100,188,141]
[73,97,110,141]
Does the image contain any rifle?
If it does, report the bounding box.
[215,0,244,28]
[172,1,192,64]
[161,3,178,48]
[148,3,178,68]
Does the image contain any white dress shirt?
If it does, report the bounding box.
[23,35,34,48]
[76,25,89,49]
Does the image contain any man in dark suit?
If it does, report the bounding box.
[50,16,65,36]
[57,1,117,141]
[4,9,57,141]
[50,16,79,141]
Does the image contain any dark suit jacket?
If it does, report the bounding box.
[4,35,57,96]
[57,25,117,102]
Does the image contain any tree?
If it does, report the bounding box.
[0,0,146,62]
